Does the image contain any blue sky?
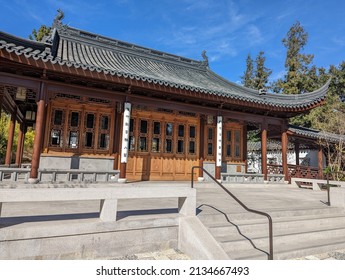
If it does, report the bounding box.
[1,0,345,83]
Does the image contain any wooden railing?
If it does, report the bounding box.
[267,164,321,181]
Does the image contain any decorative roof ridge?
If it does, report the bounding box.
[0,30,54,59]
[288,124,321,133]
[0,30,48,50]
[207,68,330,101]
[53,20,208,71]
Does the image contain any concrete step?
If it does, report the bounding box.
[231,235,345,260]
[219,226,345,253]
[198,202,345,260]
[197,206,343,225]
[208,213,345,237]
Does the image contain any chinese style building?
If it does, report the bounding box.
[0,12,332,183]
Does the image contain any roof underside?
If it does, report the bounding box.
[0,19,330,113]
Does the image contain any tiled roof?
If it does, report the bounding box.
[288,125,345,143]
[0,18,330,111]
[248,140,297,152]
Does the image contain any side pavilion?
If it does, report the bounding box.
[0,12,331,183]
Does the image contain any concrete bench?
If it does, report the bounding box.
[0,185,196,222]
[291,178,345,191]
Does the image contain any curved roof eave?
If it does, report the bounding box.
[0,28,330,112]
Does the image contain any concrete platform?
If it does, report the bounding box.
[1,181,344,259]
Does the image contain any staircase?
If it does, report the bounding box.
[195,184,345,260]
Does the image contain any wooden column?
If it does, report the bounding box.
[113,103,122,171]
[243,124,248,173]
[15,123,25,166]
[5,112,16,166]
[261,121,268,181]
[281,129,289,181]
[215,116,222,181]
[295,142,300,166]
[318,146,324,179]
[119,102,131,183]
[198,116,205,179]
[30,83,46,181]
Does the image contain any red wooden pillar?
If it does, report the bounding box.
[281,130,289,181]
[198,116,205,180]
[5,112,16,166]
[261,121,268,181]
[15,123,25,167]
[113,103,122,171]
[29,83,46,182]
[318,146,324,179]
[243,124,248,173]
[295,142,300,166]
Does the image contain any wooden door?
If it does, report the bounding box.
[126,108,199,181]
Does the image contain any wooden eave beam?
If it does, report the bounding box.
[2,90,25,123]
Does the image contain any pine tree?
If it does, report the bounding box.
[274,21,314,94]
[253,51,272,90]
[241,54,255,88]
[241,52,271,90]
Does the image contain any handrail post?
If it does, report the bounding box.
[191,165,274,260]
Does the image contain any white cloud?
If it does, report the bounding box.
[246,25,263,45]
[332,36,345,47]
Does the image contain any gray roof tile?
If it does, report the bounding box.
[0,22,330,111]
[288,125,345,143]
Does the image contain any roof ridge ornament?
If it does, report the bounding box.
[53,9,65,29]
[201,50,209,67]
[55,9,65,22]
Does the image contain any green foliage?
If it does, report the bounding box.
[0,113,9,162]
[241,54,255,88]
[0,112,35,164]
[29,25,51,42]
[241,51,272,90]
[273,21,314,95]
[254,51,272,90]
[24,128,35,160]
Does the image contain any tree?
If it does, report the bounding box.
[0,113,9,163]
[274,21,314,94]
[241,54,255,88]
[29,25,51,42]
[0,112,35,164]
[253,51,272,90]
[241,52,272,90]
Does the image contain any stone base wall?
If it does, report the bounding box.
[40,155,115,171]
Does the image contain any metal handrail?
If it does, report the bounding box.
[191,166,274,260]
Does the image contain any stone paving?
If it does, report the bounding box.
[293,249,345,260]
[111,249,190,260]
[111,249,345,260]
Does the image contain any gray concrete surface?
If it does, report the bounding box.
[1,181,345,260]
